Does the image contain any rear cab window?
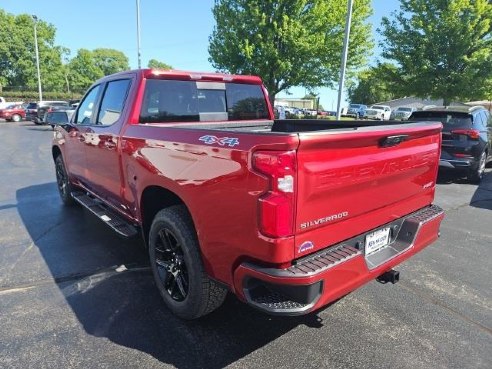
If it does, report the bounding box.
[139,79,269,123]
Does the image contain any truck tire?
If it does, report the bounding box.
[149,205,227,319]
[55,155,75,206]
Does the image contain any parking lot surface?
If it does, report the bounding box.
[0,121,491,369]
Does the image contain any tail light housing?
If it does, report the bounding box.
[252,150,296,238]
[451,129,480,140]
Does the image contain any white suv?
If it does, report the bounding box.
[368,105,392,120]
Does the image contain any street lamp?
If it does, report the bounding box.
[32,15,43,102]
[336,0,354,120]
[136,0,142,69]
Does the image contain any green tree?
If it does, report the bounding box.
[0,11,66,91]
[379,0,492,106]
[147,59,173,69]
[67,48,130,91]
[67,49,103,91]
[209,0,373,105]
[347,63,401,105]
[92,48,129,75]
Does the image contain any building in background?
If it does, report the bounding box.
[274,98,315,109]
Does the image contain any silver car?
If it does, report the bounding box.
[390,107,416,120]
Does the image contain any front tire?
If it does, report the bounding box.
[149,206,227,319]
[55,155,75,206]
[11,114,21,122]
[467,151,487,184]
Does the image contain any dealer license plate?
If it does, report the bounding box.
[365,227,391,256]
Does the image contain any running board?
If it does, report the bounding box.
[72,192,138,238]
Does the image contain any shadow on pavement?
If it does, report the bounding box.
[17,183,324,369]
[437,168,492,210]
[470,170,492,211]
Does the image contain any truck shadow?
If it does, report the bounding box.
[470,170,492,211]
[437,168,492,211]
[16,183,325,369]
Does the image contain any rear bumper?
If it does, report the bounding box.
[233,205,444,316]
[439,158,475,169]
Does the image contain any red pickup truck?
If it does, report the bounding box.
[52,69,444,319]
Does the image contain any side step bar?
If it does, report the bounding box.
[72,192,138,238]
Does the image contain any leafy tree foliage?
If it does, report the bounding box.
[379,0,492,105]
[347,63,401,105]
[0,10,66,91]
[68,48,129,91]
[148,59,173,69]
[209,0,373,104]
[92,48,129,76]
[0,10,130,94]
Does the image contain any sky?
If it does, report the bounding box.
[2,0,400,109]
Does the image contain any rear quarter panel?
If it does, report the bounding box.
[121,124,299,286]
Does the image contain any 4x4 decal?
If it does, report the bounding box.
[199,135,239,147]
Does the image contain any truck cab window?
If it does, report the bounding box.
[97,79,131,126]
[75,85,101,124]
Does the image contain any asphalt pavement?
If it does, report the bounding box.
[0,120,491,369]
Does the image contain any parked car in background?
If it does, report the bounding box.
[34,101,70,124]
[304,109,318,116]
[25,102,39,121]
[0,97,24,110]
[346,104,367,119]
[391,106,416,120]
[45,109,75,130]
[409,106,491,182]
[364,107,384,120]
[0,104,26,122]
[369,105,392,120]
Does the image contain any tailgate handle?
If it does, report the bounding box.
[379,135,409,147]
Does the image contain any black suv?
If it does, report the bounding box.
[28,101,69,124]
[409,106,491,183]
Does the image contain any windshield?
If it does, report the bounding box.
[371,106,384,110]
[140,79,269,123]
[27,103,37,109]
[410,111,472,129]
[349,104,360,109]
[398,107,412,112]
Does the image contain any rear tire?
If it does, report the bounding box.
[55,155,75,206]
[467,151,487,184]
[149,205,227,319]
[11,114,21,122]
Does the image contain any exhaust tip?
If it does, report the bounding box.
[377,269,400,284]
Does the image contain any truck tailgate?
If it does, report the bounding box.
[294,122,442,256]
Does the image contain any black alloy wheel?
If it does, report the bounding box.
[154,228,189,302]
[149,206,227,319]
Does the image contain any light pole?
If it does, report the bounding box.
[32,15,43,102]
[336,0,354,120]
[136,0,142,69]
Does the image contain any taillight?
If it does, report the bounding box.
[451,129,480,140]
[252,150,296,238]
